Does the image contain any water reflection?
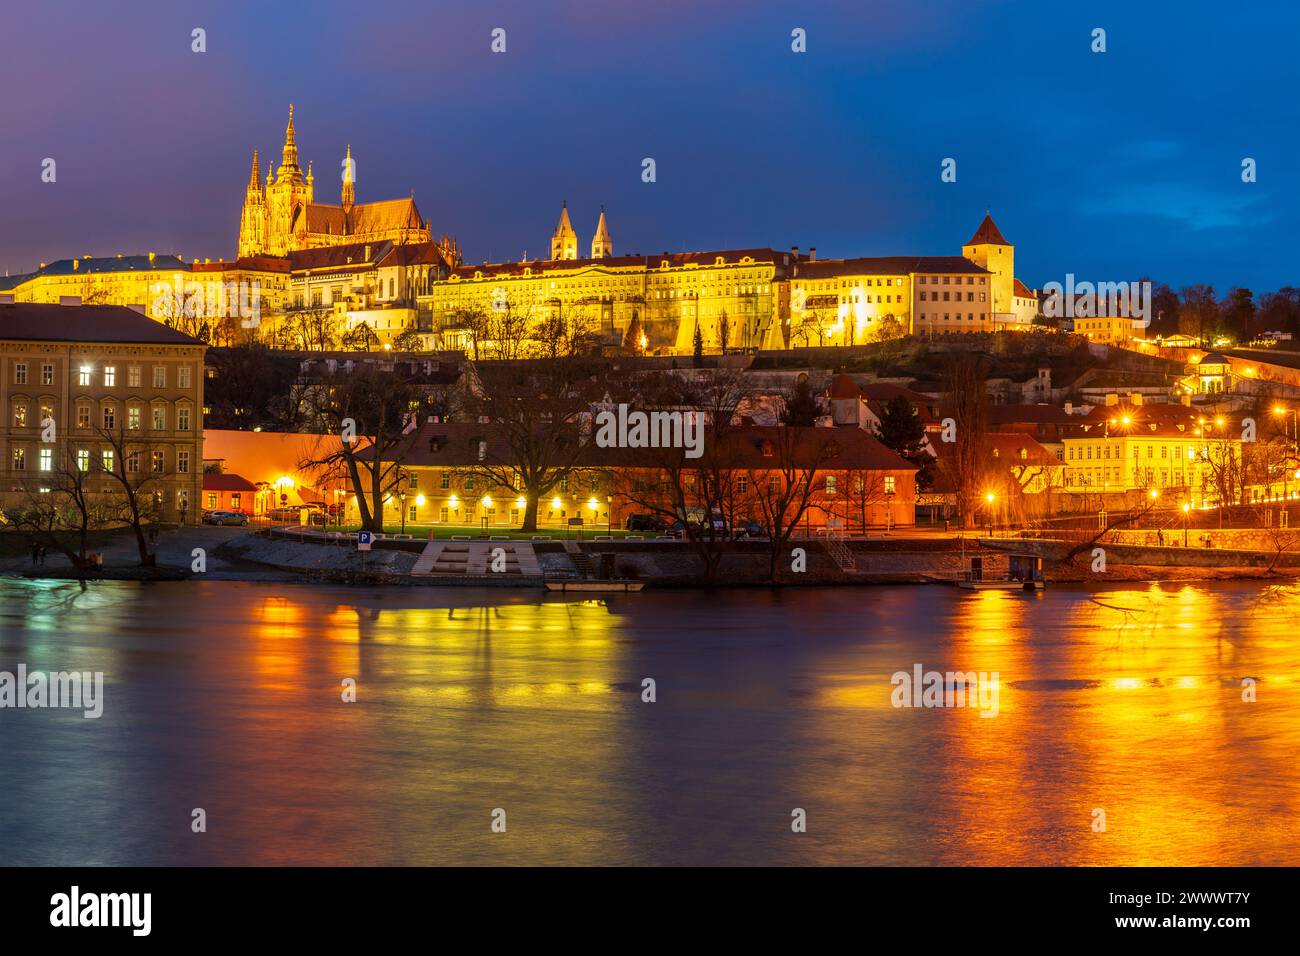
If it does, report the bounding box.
[0,580,1297,865]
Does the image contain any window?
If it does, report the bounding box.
[207,493,219,509]
[178,406,191,431]
[128,406,141,430]
[76,449,89,471]
[102,405,115,430]
[153,407,166,430]
[128,366,141,387]
[13,403,27,427]
[127,451,141,473]
[41,364,53,386]
[77,405,90,428]
[151,451,165,473]
[153,366,166,388]
[178,366,191,389]
[825,475,837,495]
[101,450,114,472]
[39,449,51,472]
[736,474,748,493]
[14,363,26,385]
[231,493,241,509]
[177,450,190,474]
[408,505,417,521]
[440,472,450,489]
[12,448,25,471]
[78,367,91,387]
[103,366,116,387]
[885,476,896,494]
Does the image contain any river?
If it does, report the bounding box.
[0,578,1296,865]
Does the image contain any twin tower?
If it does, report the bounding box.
[550,202,613,261]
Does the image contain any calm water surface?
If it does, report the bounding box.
[0,578,1297,865]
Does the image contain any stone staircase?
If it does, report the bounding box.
[411,541,542,581]
[562,540,595,579]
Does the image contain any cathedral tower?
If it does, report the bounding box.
[237,149,267,258]
[341,144,355,215]
[264,104,315,256]
[550,202,578,260]
[590,206,612,259]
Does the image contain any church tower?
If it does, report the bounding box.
[341,144,355,215]
[550,202,579,260]
[962,212,1014,321]
[264,105,315,256]
[237,149,268,258]
[590,206,613,259]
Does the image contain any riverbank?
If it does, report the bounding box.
[7,526,1300,588]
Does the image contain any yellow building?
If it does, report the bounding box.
[427,206,792,354]
[236,106,456,261]
[0,302,206,525]
[1060,400,1241,507]
[790,255,995,343]
[1071,312,1148,345]
[962,213,1019,326]
[1,253,187,317]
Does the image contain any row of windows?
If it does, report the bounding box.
[11,363,195,389]
[919,291,985,302]
[10,446,192,473]
[11,401,192,431]
[1066,444,1199,461]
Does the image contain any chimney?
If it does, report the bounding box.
[1131,392,1143,406]
[809,247,817,262]
[791,245,800,258]
[1105,393,1119,407]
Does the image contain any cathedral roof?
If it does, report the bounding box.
[966,213,1010,246]
[302,198,425,238]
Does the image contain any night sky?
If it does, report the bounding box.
[2,0,1296,291]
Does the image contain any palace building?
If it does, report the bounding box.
[236,106,456,261]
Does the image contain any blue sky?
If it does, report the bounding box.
[1,0,1296,291]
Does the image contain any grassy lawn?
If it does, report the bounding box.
[319,523,645,541]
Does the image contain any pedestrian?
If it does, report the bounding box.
[1157,529,1164,546]
[30,540,38,566]
[37,544,46,566]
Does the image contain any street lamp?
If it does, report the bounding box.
[1182,501,1191,547]
[984,491,996,535]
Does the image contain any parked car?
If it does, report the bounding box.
[203,510,249,526]
[625,514,668,532]
[732,520,766,540]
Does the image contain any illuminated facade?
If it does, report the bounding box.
[0,303,206,524]
[236,106,453,260]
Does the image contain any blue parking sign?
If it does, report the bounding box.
[357,531,372,552]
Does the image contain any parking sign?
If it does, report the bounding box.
[357,531,372,552]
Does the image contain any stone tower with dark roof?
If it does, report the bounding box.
[590,206,613,259]
[961,212,1014,322]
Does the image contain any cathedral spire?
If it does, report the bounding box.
[591,204,612,259]
[277,103,302,182]
[341,144,355,214]
[247,149,261,191]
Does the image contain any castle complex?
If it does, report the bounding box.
[0,107,1073,355]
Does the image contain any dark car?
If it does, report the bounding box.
[625,514,668,532]
[732,520,766,540]
[203,510,249,526]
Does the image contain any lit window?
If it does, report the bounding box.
[103,366,116,387]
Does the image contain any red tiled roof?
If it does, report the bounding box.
[287,241,392,272]
[966,213,1010,246]
[202,473,258,492]
[1013,278,1035,299]
[797,256,987,279]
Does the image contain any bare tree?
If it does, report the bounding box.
[940,353,990,527]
